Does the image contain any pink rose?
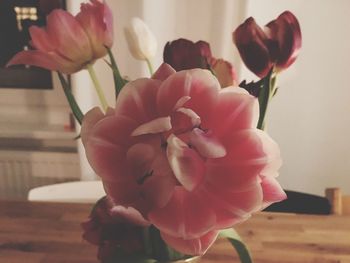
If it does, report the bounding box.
[81,63,286,255]
[7,0,113,74]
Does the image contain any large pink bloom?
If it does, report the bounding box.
[81,63,286,255]
[7,0,113,74]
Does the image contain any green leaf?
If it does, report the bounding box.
[219,229,253,263]
[106,48,128,96]
[57,72,84,125]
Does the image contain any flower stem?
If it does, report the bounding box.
[87,64,108,112]
[145,58,154,76]
[257,70,277,130]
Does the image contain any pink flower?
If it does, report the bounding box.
[209,58,238,88]
[81,63,286,255]
[7,0,113,74]
[164,38,237,88]
[81,197,149,261]
[233,11,301,77]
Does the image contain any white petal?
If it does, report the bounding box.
[131,116,172,136]
[190,128,226,158]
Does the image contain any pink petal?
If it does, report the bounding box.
[152,63,176,81]
[76,0,113,57]
[206,129,280,191]
[209,58,238,88]
[110,205,150,226]
[176,108,201,127]
[173,96,191,111]
[157,69,220,120]
[260,176,287,208]
[131,117,172,136]
[103,179,150,215]
[85,115,138,181]
[149,187,216,239]
[161,230,219,256]
[205,180,263,214]
[81,107,105,146]
[166,135,205,191]
[46,10,92,63]
[115,78,161,123]
[6,50,78,73]
[189,128,226,158]
[205,88,258,139]
[143,174,177,208]
[199,185,250,229]
[29,26,56,52]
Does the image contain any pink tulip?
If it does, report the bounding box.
[233,11,301,77]
[209,58,238,88]
[81,63,286,255]
[7,0,113,74]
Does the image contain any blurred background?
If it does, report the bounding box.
[0,0,349,199]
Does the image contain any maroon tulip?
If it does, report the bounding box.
[233,11,301,77]
[163,38,237,88]
[163,38,212,71]
[81,197,149,261]
[266,11,302,71]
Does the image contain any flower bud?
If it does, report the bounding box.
[124,17,157,60]
[233,17,273,78]
[265,11,302,71]
[163,38,212,71]
[233,11,302,77]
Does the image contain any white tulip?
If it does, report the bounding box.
[124,17,157,61]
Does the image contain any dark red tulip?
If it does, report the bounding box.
[163,38,212,71]
[233,17,273,78]
[233,11,302,77]
[81,197,149,261]
[266,11,302,71]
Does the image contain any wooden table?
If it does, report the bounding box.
[0,201,349,263]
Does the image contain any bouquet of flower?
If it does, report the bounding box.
[7,1,301,262]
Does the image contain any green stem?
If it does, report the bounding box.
[257,70,277,130]
[219,229,253,263]
[145,58,154,76]
[57,72,84,125]
[107,48,127,96]
[87,64,108,112]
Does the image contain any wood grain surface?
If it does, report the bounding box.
[0,200,349,263]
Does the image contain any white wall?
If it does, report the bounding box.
[244,0,350,195]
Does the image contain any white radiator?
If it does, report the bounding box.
[0,150,81,199]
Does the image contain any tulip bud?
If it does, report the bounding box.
[81,197,149,261]
[233,17,273,78]
[124,17,158,61]
[163,38,212,71]
[265,11,302,71]
[233,11,302,77]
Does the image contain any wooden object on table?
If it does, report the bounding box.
[325,187,350,215]
[28,181,105,203]
[0,200,350,263]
